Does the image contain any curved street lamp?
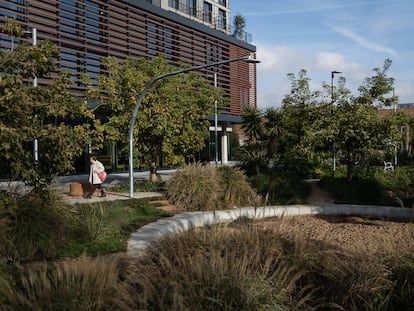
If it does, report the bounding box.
[128,55,260,198]
[331,70,342,178]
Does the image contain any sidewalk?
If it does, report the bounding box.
[54,169,175,204]
[62,191,164,205]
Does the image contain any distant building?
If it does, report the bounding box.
[0,0,257,172]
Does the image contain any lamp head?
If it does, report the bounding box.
[242,56,261,64]
[331,70,342,78]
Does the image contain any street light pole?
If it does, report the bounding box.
[331,70,341,178]
[213,72,218,167]
[26,28,39,162]
[128,56,260,198]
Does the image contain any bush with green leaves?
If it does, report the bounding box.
[374,166,414,205]
[217,166,260,208]
[249,172,311,205]
[319,176,394,206]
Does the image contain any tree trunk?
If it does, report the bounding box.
[346,152,353,182]
[149,161,159,182]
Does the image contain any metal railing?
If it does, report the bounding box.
[165,2,252,44]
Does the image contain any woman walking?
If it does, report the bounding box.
[84,155,106,199]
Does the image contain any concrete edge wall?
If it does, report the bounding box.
[127,204,414,256]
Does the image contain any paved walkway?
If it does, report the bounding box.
[62,191,164,204]
[53,169,175,204]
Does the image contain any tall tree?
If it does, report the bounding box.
[0,22,101,187]
[263,107,284,161]
[306,59,405,180]
[91,56,222,180]
[279,70,321,176]
[240,106,265,174]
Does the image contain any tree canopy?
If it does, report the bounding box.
[239,59,406,181]
[0,22,102,186]
[88,56,224,174]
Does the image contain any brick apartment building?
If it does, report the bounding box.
[0,0,257,172]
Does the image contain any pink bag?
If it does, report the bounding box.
[98,171,107,182]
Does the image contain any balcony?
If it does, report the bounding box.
[165,3,252,44]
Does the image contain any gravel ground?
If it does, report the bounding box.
[256,215,414,255]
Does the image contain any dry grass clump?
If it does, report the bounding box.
[129,217,414,310]
[166,163,260,211]
[129,224,313,310]
[166,163,222,211]
[218,166,261,208]
[0,254,136,311]
[2,212,413,310]
[0,189,75,262]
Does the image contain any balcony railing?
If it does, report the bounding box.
[165,3,252,44]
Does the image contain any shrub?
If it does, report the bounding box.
[249,173,311,205]
[217,166,261,208]
[374,166,414,206]
[0,189,75,262]
[166,163,222,211]
[319,177,390,205]
[166,164,261,211]
[110,180,165,193]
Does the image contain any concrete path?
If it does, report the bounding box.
[61,191,164,205]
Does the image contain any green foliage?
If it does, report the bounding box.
[0,23,102,185]
[217,166,260,208]
[305,59,405,181]
[91,56,222,170]
[62,199,168,257]
[319,177,392,205]
[386,254,414,309]
[0,190,75,262]
[233,14,246,39]
[249,173,311,205]
[374,166,414,206]
[109,180,165,193]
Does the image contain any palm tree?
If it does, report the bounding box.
[241,106,263,167]
[264,108,283,161]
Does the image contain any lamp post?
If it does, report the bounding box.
[24,28,38,162]
[392,87,398,167]
[128,56,260,198]
[213,72,219,167]
[331,70,341,178]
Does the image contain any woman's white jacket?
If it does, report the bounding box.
[89,160,105,185]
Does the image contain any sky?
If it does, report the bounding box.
[230,0,414,109]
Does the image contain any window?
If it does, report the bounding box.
[218,9,226,30]
[203,2,212,23]
[218,0,226,6]
[168,0,179,10]
[186,0,196,16]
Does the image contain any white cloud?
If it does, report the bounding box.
[254,45,379,108]
[333,27,397,57]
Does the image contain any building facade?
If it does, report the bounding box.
[0,0,257,171]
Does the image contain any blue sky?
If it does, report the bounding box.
[231,0,414,108]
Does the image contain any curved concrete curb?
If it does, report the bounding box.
[127,204,414,257]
